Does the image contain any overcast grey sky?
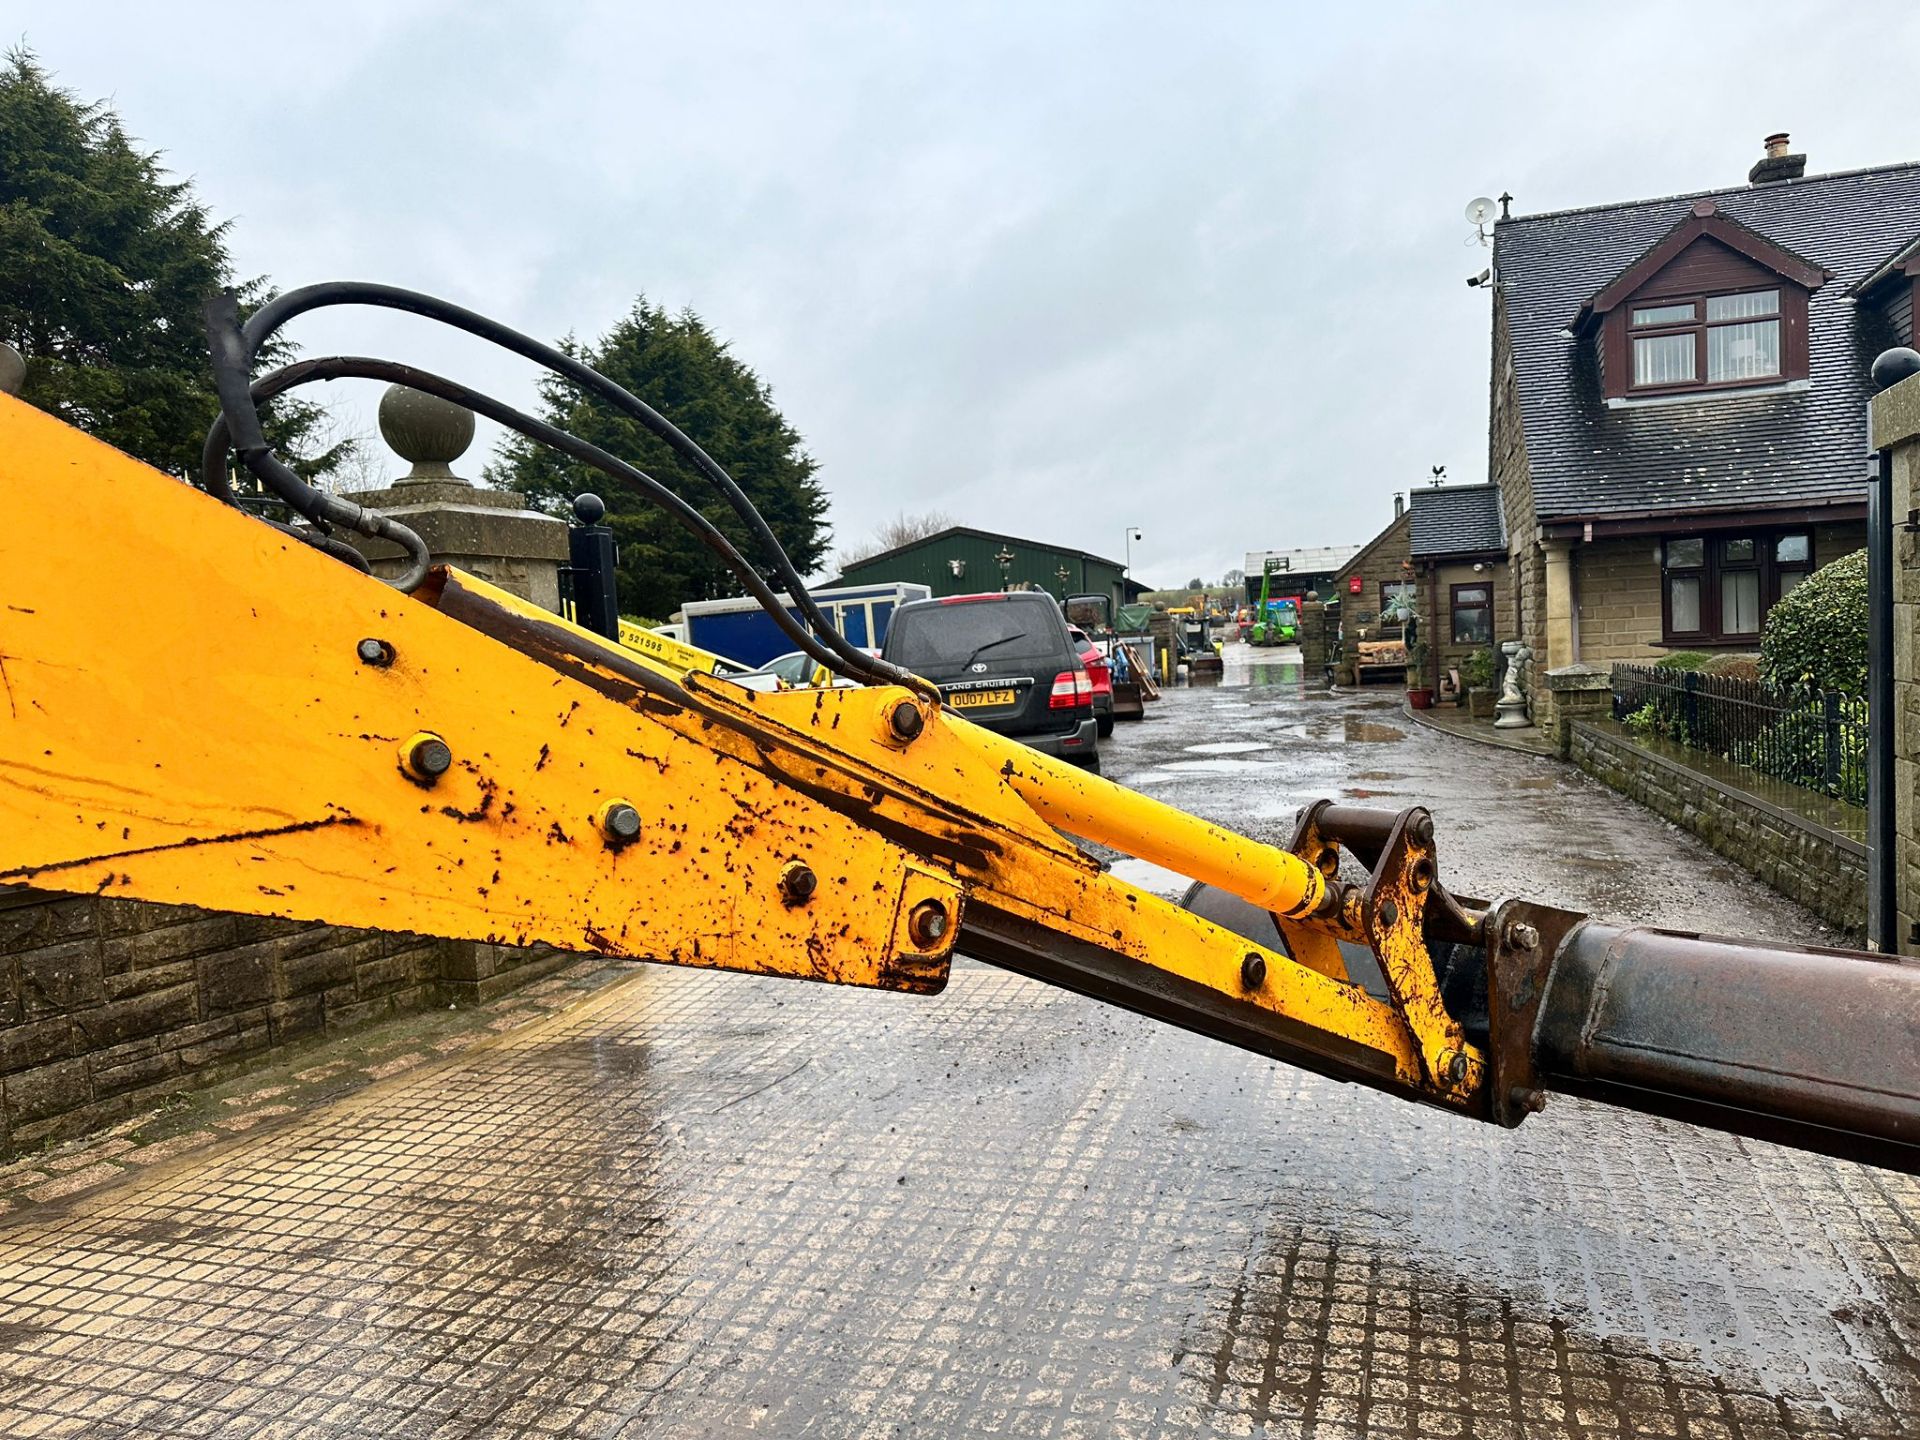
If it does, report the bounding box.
[16,2,1918,587]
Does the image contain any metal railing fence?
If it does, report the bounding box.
[1610,664,1866,806]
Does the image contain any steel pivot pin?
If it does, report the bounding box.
[909,900,949,948]
[888,700,925,743]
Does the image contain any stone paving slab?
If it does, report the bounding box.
[0,665,1908,1437]
[0,958,1912,1439]
[0,959,631,1224]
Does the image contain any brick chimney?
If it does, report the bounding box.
[1749,132,1806,184]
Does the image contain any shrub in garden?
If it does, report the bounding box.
[1462,647,1496,691]
[1701,653,1761,681]
[1653,651,1711,671]
[1758,549,1867,694]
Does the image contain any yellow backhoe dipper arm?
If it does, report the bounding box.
[2,343,1917,1175]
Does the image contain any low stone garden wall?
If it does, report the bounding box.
[0,888,571,1158]
[1568,719,1865,939]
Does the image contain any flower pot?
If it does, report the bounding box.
[1468,690,1497,720]
[1407,687,1434,710]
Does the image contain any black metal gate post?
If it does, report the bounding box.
[566,492,621,641]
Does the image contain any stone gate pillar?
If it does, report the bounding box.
[1871,358,1920,953]
[1298,594,1329,682]
[342,386,569,609]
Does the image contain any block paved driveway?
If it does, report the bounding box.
[0,649,1913,1439]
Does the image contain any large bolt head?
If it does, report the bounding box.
[779,861,818,904]
[1240,953,1267,990]
[1507,1085,1547,1114]
[356,637,394,667]
[599,801,642,845]
[1507,922,1540,951]
[401,734,453,784]
[1408,812,1435,845]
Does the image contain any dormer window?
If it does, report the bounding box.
[1629,288,1782,390]
[1572,201,1827,404]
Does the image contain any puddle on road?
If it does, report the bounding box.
[1512,776,1558,789]
[1130,759,1292,783]
[1183,741,1268,756]
[1342,718,1406,743]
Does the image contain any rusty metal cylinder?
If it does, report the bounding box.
[1532,922,1920,1173]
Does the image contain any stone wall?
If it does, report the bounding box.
[1489,291,1543,664]
[1573,537,1664,662]
[1298,598,1329,679]
[1568,720,1865,938]
[1572,524,1867,665]
[1334,510,1412,683]
[1426,558,1503,690]
[0,888,569,1157]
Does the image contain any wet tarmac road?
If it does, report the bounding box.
[0,648,1913,1438]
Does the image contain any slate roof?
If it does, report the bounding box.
[1409,484,1504,558]
[1493,161,1920,522]
[846,525,1124,572]
[1854,231,1920,295]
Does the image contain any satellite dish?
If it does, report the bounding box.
[1464,196,1498,226]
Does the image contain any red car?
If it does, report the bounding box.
[1067,625,1115,737]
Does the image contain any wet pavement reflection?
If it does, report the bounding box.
[0,647,1912,1437]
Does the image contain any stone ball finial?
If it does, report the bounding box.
[1871,347,1920,393]
[573,493,607,525]
[379,384,475,483]
[0,342,25,398]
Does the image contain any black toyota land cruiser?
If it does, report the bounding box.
[881,592,1100,770]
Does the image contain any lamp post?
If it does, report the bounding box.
[1055,563,1070,598]
[1123,527,1143,587]
[995,546,1015,589]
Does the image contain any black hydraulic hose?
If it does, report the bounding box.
[200,356,886,690]
[233,282,916,692]
[196,420,373,573]
[203,294,433,591]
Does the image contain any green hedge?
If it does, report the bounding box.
[1759,549,1866,694]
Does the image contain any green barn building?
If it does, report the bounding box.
[835,526,1140,610]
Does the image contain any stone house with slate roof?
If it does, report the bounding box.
[1489,135,1920,723]
[1408,483,1507,691]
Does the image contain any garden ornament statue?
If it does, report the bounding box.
[1494,642,1533,729]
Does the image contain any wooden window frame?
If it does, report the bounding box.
[1627,286,1784,395]
[1378,580,1416,639]
[1604,283,1809,400]
[1449,582,1494,646]
[1659,530,1812,644]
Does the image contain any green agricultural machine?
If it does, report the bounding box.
[1247,560,1299,646]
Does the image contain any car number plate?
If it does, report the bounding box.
[949,688,1015,709]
